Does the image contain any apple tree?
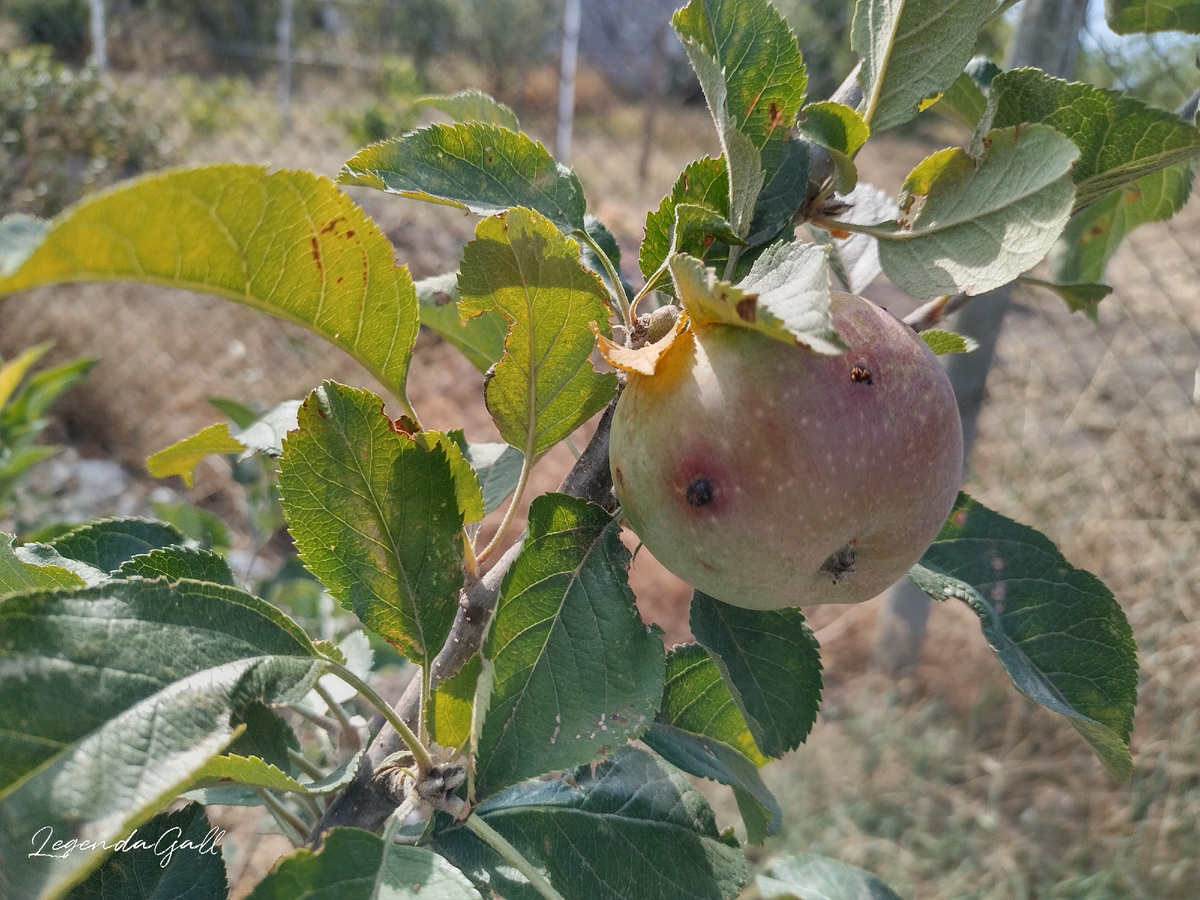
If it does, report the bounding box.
[2,0,1199,898]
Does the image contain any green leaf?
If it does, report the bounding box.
[642,722,780,843]
[339,123,587,233]
[246,827,481,900]
[931,58,1001,130]
[226,701,299,772]
[147,424,247,488]
[235,400,303,459]
[474,494,665,799]
[690,592,823,758]
[0,166,420,405]
[658,643,768,766]
[412,430,485,524]
[757,853,903,900]
[415,273,508,374]
[1018,278,1114,320]
[65,804,228,900]
[909,493,1139,781]
[436,748,745,900]
[0,533,85,596]
[672,0,807,243]
[0,579,324,900]
[1049,163,1195,286]
[746,139,811,246]
[457,208,617,457]
[983,68,1200,208]
[872,125,1079,299]
[428,653,481,752]
[672,0,808,150]
[798,102,868,194]
[13,543,109,587]
[640,158,732,287]
[278,382,464,666]
[0,214,51,277]
[452,436,524,516]
[119,546,237,586]
[0,355,97,435]
[151,501,231,552]
[738,241,845,354]
[852,0,996,132]
[47,518,187,574]
[813,182,897,294]
[416,89,521,131]
[1105,0,1200,34]
[669,250,843,354]
[0,342,51,413]
[189,747,364,796]
[920,329,977,354]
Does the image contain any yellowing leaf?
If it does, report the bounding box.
[0,166,420,410]
[147,424,247,488]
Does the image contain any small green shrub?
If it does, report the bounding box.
[0,46,169,218]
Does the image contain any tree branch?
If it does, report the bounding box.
[308,400,618,842]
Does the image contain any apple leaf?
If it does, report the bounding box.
[436,748,745,900]
[410,429,485,525]
[147,400,302,488]
[119,545,237,586]
[0,533,84,596]
[640,157,732,289]
[277,382,464,666]
[457,208,617,457]
[672,0,807,243]
[246,828,481,900]
[871,125,1079,299]
[658,643,768,766]
[1049,162,1195,286]
[738,241,844,354]
[982,68,1200,209]
[416,273,508,374]
[0,579,324,900]
[44,518,187,574]
[449,435,524,516]
[474,494,664,799]
[643,722,781,843]
[1019,278,1114,320]
[0,166,420,405]
[930,59,1001,130]
[920,329,977,355]
[1105,0,1200,34]
[813,182,898,294]
[746,138,811,247]
[670,250,843,354]
[147,424,247,488]
[672,0,807,150]
[65,804,228,900]
[756,853,903,900]
[0,213,51,276]
[339,123,586,233]
[852,0,995,132]
[428,653,482,752]
[188,747,364,796]
[416,89,520,131]
[798,101,868,194]
[909,493,1138,781]
[689,592,823,758]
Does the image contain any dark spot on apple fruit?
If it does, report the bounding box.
[685,477,715,507]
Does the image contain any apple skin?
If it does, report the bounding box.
[608,291,963,608]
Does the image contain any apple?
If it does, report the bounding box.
[608,291,963,608]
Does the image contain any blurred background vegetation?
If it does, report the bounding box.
[0,2,1197,898]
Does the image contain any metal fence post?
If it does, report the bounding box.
[556,0,583,164]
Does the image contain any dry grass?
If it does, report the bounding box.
[3,65,1198,899]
